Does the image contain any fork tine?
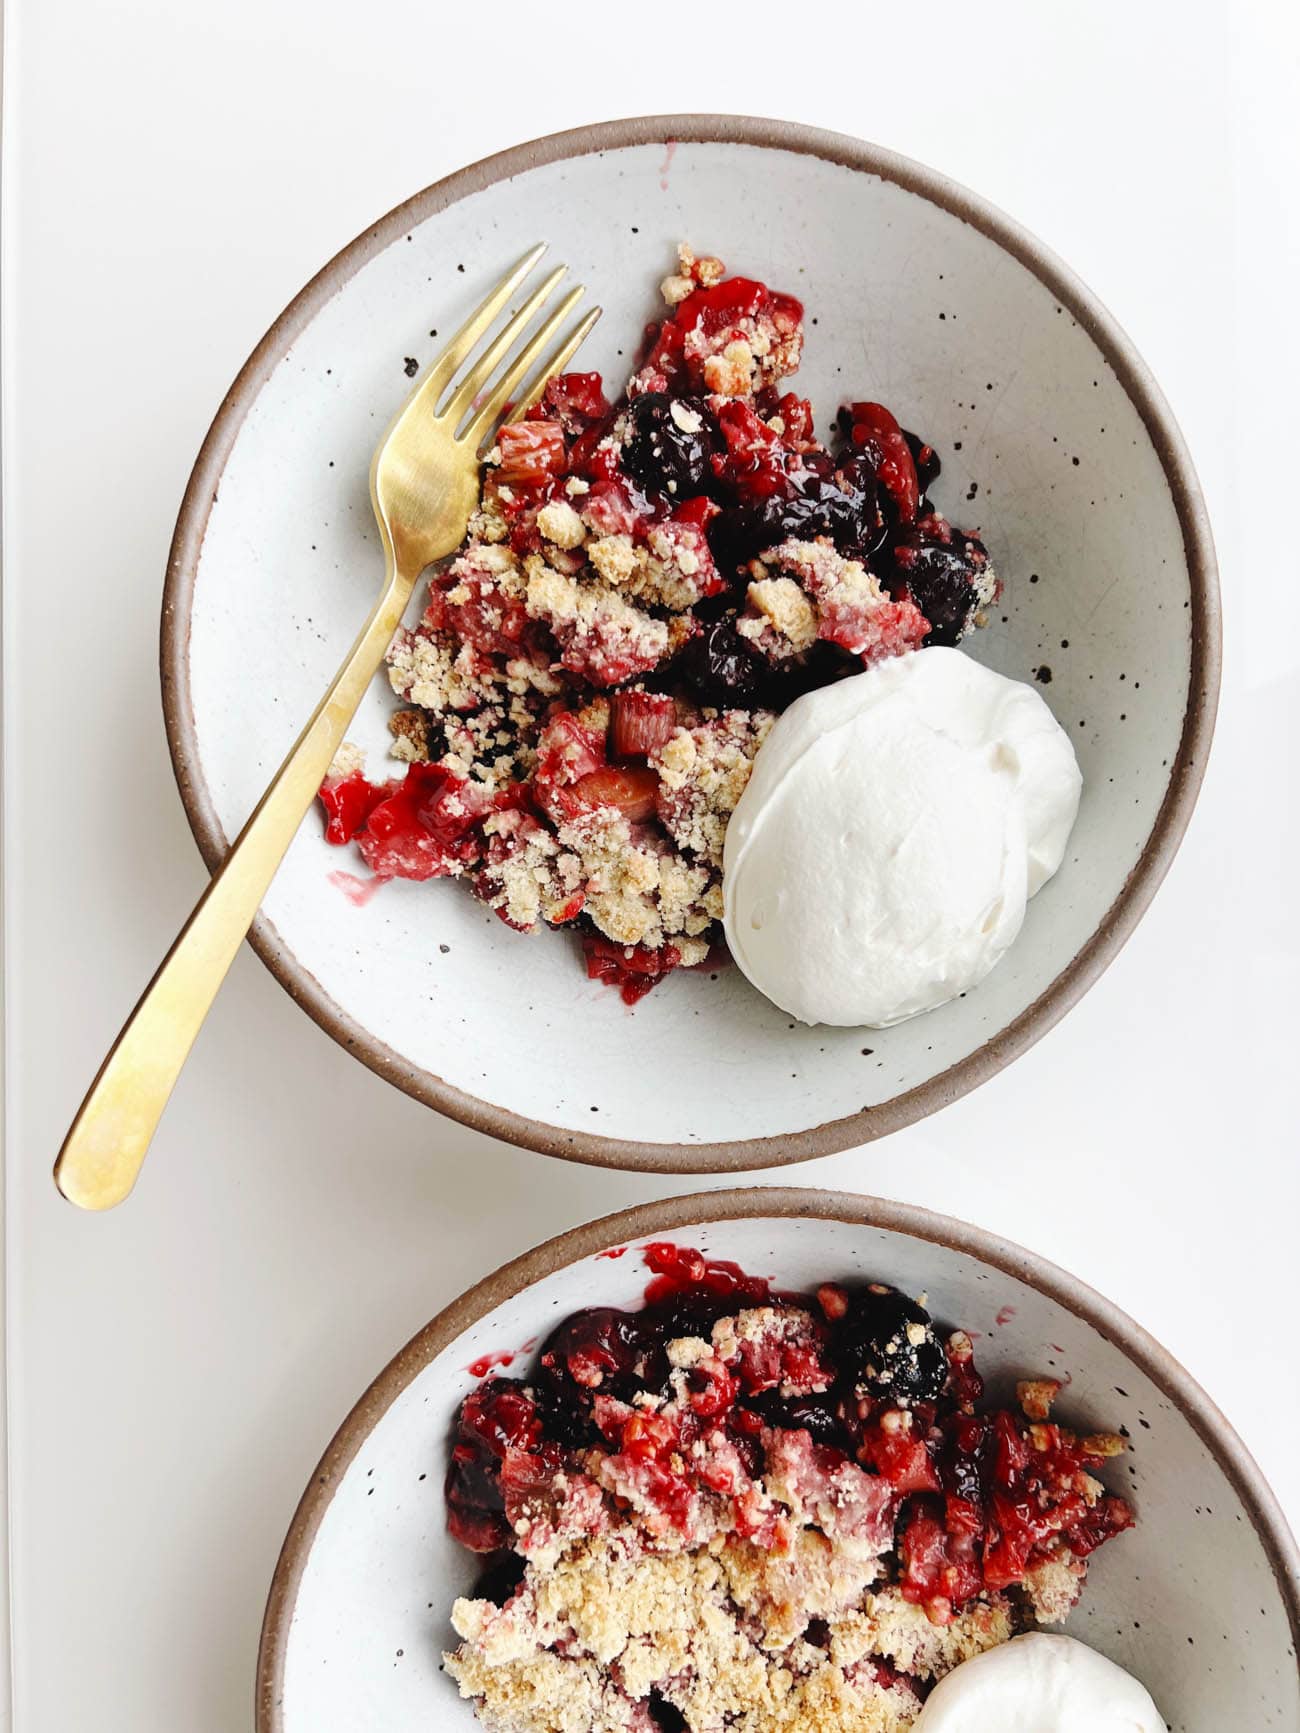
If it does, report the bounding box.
[441,265,571,425]
[467,305,603,446]
[423,243,547,400]
[454,285,585,434]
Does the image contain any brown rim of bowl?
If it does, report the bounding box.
[162,115,1222,1174]
[255,1185,1299,1730]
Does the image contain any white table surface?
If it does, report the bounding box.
[5,1,1298,1726]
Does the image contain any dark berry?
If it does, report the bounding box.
[892,522,989,647]
[744,1390,849,1448]
[620,393,719,497]
[676,616,768,707]
[837,401,920,525]
[470,1551,526,1606]
[641,1284,745,1352]
[831,455,890,556]
[835,1284,947,1407]
[538,1306,643,1391]
[710,454,884,571]
[648,1694,689,1732]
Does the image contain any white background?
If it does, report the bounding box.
[4,1,1298,1727]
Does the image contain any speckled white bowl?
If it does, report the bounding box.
[163,117,1220,1169]
[257,1191,1300,1732]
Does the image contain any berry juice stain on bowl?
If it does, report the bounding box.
[325,868,384,908]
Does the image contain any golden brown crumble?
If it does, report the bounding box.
[564,810,715,951]
[387,628,560,790]
[1021,1545,1087,1623]
[327,740,365,779]
[1080,1431,1128,1458]
[703,339,761,398]
[522,556,671,675]
[447,1526,922,1733]
[836,1587,1012,1679]
[586,534,639,588]
[653,711,775,867]
[387,628,490,714]
[387,708,430,763]
[472,800,718,956]
[752,536,890,651]
[535,499,587,550]
[1016,1379,1062,1422]
[659,241,725,306]
[738,575,820,659]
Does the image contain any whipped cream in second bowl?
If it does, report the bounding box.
[722,648,1082,1027]
[913,1632,1163,1731]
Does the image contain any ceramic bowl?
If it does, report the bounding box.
[256,1189,1299,1731]
[163,117,1220,1170]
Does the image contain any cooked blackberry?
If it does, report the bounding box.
[835,1283,948,1407]
[892,521,991,646]
[710,453,885,572]
[470,1552,527,1607]
[620,392,719,497]
[743,1390,849,1448]
[676,616,769,706]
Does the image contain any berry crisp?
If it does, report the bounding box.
[321,247,999,1003]
[442,1245,1133,1732]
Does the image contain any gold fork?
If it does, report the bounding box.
[54,246,600,1211]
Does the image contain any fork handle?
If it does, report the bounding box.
[54,567,415,1210]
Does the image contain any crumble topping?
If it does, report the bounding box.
[472,798,717,957]
[561,809,715,952]
[1021,1547,1088,1623]
[387,627,496,714]
[839,1587,1013,1679]
[751,538,930,665]
[535,498,587,550]
[523,556,671,687]
[738,575,819,659]
[387,708,430,763]
[653,711,775,867]
[386,628,559,790]
[660,241,726,306]
[449,1525,920,1733]
[587,522,720,612]
[327,740,365,779]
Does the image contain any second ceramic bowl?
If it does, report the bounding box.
[257,1189,1299,1732]
[163,116,1219,1169]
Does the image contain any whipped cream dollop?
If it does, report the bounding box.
[722,648,1081,1027]
[913,1633,1163,1731]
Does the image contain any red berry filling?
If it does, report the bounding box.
[582,935,683,1005]
[356,763,492,881]
[318,768,395,845]
[446,1247,1135,1634]
[496,419,567,486]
